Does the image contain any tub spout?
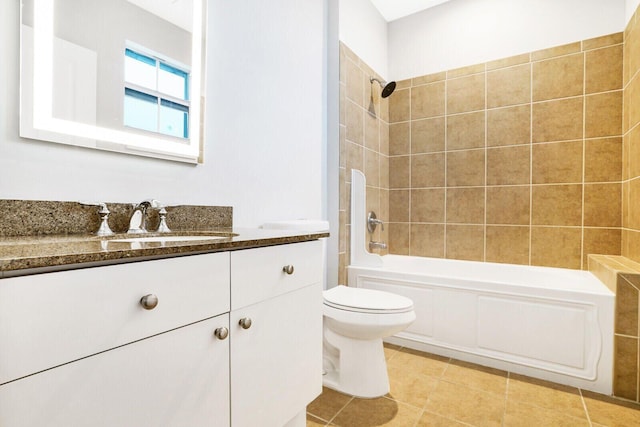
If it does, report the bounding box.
[369,241,387,250]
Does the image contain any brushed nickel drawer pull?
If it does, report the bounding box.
[214,327,229,340]
[283,265,294,275]
[239,318,252,329]
[140,294,159,310]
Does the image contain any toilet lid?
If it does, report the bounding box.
[323,285,414,313]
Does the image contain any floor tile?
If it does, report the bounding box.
[386,364,439,408]
[384,343,402,361]
[307,387,352,422]
[415,410,469,426]
[332,396,422,427]
[582,390,640,427]
[507,373,587,420]
[503,399,589,426]
[386,348,450,378]
[440,359,508,396]
[307,413,329,426]
[424,380,505,427]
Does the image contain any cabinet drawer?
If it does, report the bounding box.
[0,252,230,384]
[231,240,322,310]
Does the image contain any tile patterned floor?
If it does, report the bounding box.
[307,344,640,427]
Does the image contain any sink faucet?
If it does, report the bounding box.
[369,241,387,250]
[127,199,170,234]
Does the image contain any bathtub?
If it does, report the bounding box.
[348,255,615,394]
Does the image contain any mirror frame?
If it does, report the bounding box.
[20,0,205,163]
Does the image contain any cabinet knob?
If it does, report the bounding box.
[282,265,295,275]
[214,327,229,340]
[140,294,159,310]
[239,317,252,329]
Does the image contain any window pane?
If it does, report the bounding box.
[124,89,158,133]
[160,99,188,138]
[125,49,157,91]
[158,63,188,100]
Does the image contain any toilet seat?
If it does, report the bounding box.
[323,285,413,314]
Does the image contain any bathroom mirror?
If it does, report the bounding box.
[20,0,206,163]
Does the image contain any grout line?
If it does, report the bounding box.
[581,50,587,270]
[529,60,533,266]
[484,62,488,262]
[578,388,594,426]
[443,76,448,258]
[325,395,354,426]
[503,372,510,427]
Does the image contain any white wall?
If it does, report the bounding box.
[339,0,388,79]
[388,0,626,80]
[0,0,325,228]
[628,0,640,22]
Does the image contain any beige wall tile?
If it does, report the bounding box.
[584,138,622,182]
[410,224,445,258]
[380,121,389,156]
[339,126,346,168]
[613,335,638,400]
[412,117,446,154]
[585,45,623,94]
[364,111,379,151]
[364,149,380,188]
[628,178,640,230]
[389,88,410,123]
[390,122,410,155]
[630,126,640,179]
[582,32,623,50]
[487,64,531,109]
[627,74,640,130]
[583,228,621,267]
[412,81,446,119]
[412,72,446,86]
[447,111,486,150]
[345,58,364,107]
[345,100,363,144]
[411,189,445,223]
[380,156,389,189]
[447,73,485,114]
[532,98,583,142]
[624,229,640,263]
[345,141,364,175]
[486,105,531,147]
[395,79,412,90]
[533,53,584,101]
[486,53,531,71]
[389,156,410,189]
[447,63,485,78]
[585,91,622,138]
[627,24,640,85]
[446,225,485,261]
[584,183,621,227]
[615,276,639,336]
[486,186,530,225]
[486,226,530,265]
[530,226,582,269]
[447,149,485,187]
[487,145,531,185]
[531,42,581,61]
[446,187,485,224]
[412,153,446,188]
[339,83,346,125]
[532,184,583,226]
[389,223,410,255]
[532,140,583,184]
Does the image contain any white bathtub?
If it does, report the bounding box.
[348,255,615,394]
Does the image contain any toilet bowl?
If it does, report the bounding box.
[322,285,415,398]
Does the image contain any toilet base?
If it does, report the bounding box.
[322,327,390,398]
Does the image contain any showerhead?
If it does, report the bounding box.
[370,77,396,98]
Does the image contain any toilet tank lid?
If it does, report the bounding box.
[324,285,414,312]
[262,220,329,232]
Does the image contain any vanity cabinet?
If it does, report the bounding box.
[230,241,323,427]
[0,239,323,427]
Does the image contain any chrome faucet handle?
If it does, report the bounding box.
[156,206,171,233]
[80,202,114,236]
[369,241,387,250]
[367,211,384,233]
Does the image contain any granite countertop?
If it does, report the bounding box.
[0,228,329,278]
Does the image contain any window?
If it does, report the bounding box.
[124,48,190,139]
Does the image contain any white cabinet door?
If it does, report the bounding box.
[0,315,230,427]
[230,283,322,427]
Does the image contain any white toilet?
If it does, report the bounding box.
[262,219,416,399]
[322,285,415,398]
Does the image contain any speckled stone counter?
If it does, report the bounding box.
[0,200,328,277]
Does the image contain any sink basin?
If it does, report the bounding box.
[110,235,230,243]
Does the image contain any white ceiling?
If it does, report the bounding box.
[370,0,453,22]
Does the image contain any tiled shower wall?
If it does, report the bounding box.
[623,9,640,263]
[387,34,623,270]
[338,43,389,285]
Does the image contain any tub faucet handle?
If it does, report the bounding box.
[367,211,384,233]
[80,201,114,236]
